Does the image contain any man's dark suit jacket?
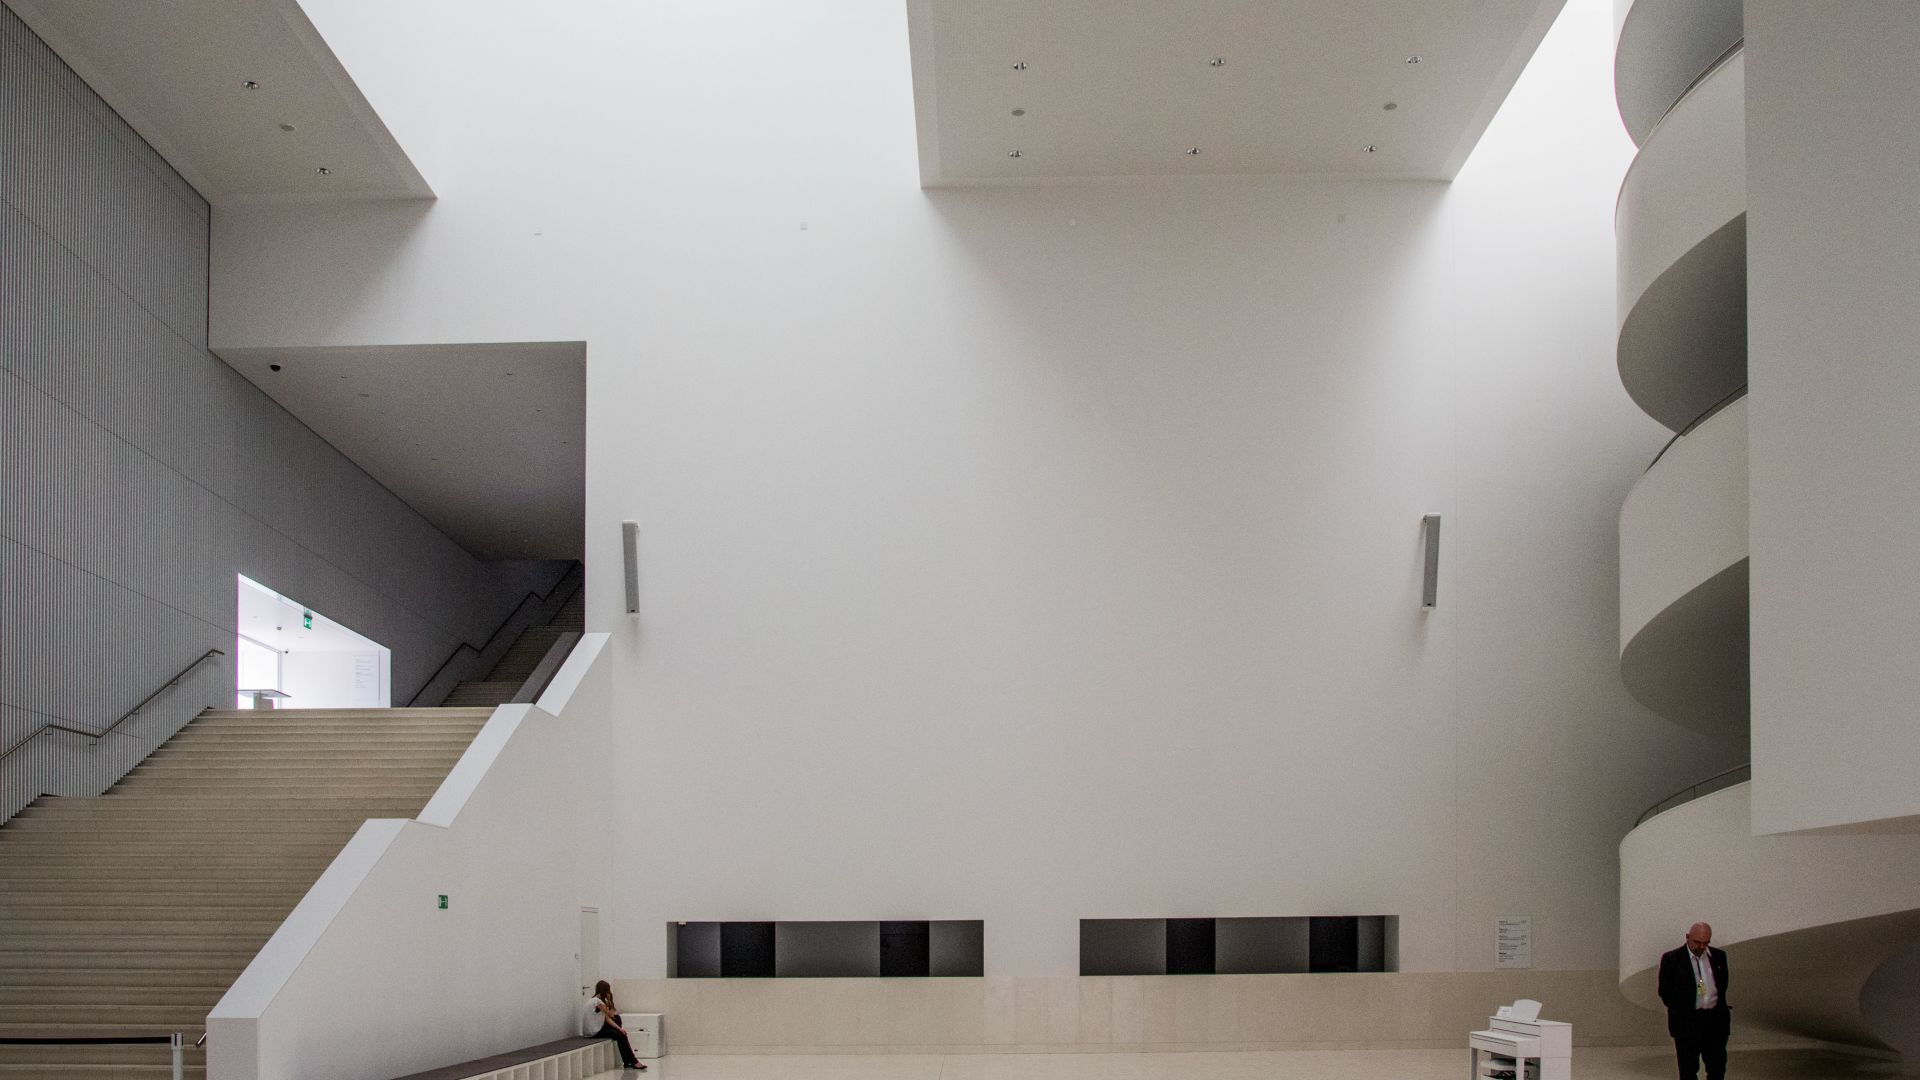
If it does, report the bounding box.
[1657,945,1730,1037]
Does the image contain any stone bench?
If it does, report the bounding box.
[389,1036,620,1080]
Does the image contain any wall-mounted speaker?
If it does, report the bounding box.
[622,521,640,614]
[1421,513,1441,609]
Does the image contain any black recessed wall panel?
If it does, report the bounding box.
[720,921,776,977]
[880,921,931,977]
[930,920,985,977]
[1308,916,1360,973]
[1165,918,1216,974]
[671,922,723,977]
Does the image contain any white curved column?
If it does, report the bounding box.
[1618,397,1747,739]
[1614,0,1744,145]
[1620,782,1920,1049]
[1616,50,1745,432]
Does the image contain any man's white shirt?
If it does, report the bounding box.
[1691,948,1719,1009]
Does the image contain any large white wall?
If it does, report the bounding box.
[209,0,1732,983]
[1746,0,1920,835]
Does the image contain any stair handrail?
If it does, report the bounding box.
[509,632,583,706]
[1644,385,1748,474]
[0,647,224,765]
[0,1031,188,1079]
[407,562,583,707]
[1634,763,1752,828]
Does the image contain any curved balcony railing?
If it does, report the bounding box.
[1613,0,1744,144]
[1618,395,1747,740]
[1620,780,1920,1050]
[1616,48,1746,432]
[1633,762,1749,827]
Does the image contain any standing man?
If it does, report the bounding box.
[1658,922,1731,1080]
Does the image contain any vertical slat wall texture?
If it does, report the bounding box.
[0,4,557,821]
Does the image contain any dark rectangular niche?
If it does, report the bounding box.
[930,920,985,977]
[669,919,983,978]
[880,921,931,977]
[720,921,776,977]
[1080,916,1394,976]
[1215,917,1309,974]
[668,921,723,977]
[1308,916,1360,973]
[1080,919,1167,976]
[1165,918,1216,975]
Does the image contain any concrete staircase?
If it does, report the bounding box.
[0,707,491,1078]
[441,588,584,708]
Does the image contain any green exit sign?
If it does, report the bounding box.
[437,894,448,910]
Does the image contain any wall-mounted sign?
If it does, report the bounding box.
[1496,916,1532,969]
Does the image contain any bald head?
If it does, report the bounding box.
[1686,923,1712,955]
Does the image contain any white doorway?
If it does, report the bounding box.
[235,575,391,709]
[579,907,601,1028]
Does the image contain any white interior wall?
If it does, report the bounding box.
[1746,0,1920,835]
[209,0,1729,981]
[279,650,386,709]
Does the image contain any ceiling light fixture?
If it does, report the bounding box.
[315,166,333,176]
[1011,108,1026,117]
[1007,150,1023,158]
[1383,102,1398,111]
[1011,61,1028,71]
[1405,55,1423,64]
[278,122,297,132]
[1209,57,1225,67]
[1186,147,1202,156]
[242,80,260,90]
[1364,144,1378,153]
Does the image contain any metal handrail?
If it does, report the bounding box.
[0,1031,188,1079]
[407,563,583,706]
[509,632,582,706]
[1634,763,1752,828]
[0,648,223,765]
[1664,38,1746,130]
[1644,385,1748,474]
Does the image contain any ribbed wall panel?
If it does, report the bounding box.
[0,3,567,822]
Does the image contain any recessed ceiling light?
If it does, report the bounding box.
[1364,144,1378,153]
[1011,108,1026,117]
[278,122,297,132]
[242,80,260,90]
[1382,102,1398,111]
[1405,55,1423,64]
[1011,61,1028,71]
[1186,147,1202,156]
[268,363,282,372]
[1209,57,1225,67]
[315,166,333,176]
[1007,150,1023,158]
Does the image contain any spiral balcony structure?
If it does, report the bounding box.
[1612,0,1920,1057]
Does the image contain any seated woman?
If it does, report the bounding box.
[586,980,647,1071]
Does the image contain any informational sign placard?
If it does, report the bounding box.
[1496,916,1533,969]
[352,653,379,705]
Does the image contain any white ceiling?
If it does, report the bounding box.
[219,342,586,562]
[6,0,428,203]
[908,0,1567,185]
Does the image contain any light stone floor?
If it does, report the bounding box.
[584,1047,1912,1080]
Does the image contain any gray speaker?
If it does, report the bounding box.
[622,521,641,614]
[1421,513,1441,609]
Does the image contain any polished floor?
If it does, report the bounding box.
[585,1047,1910,1080]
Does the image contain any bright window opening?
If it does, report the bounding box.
[235,575,391,709]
